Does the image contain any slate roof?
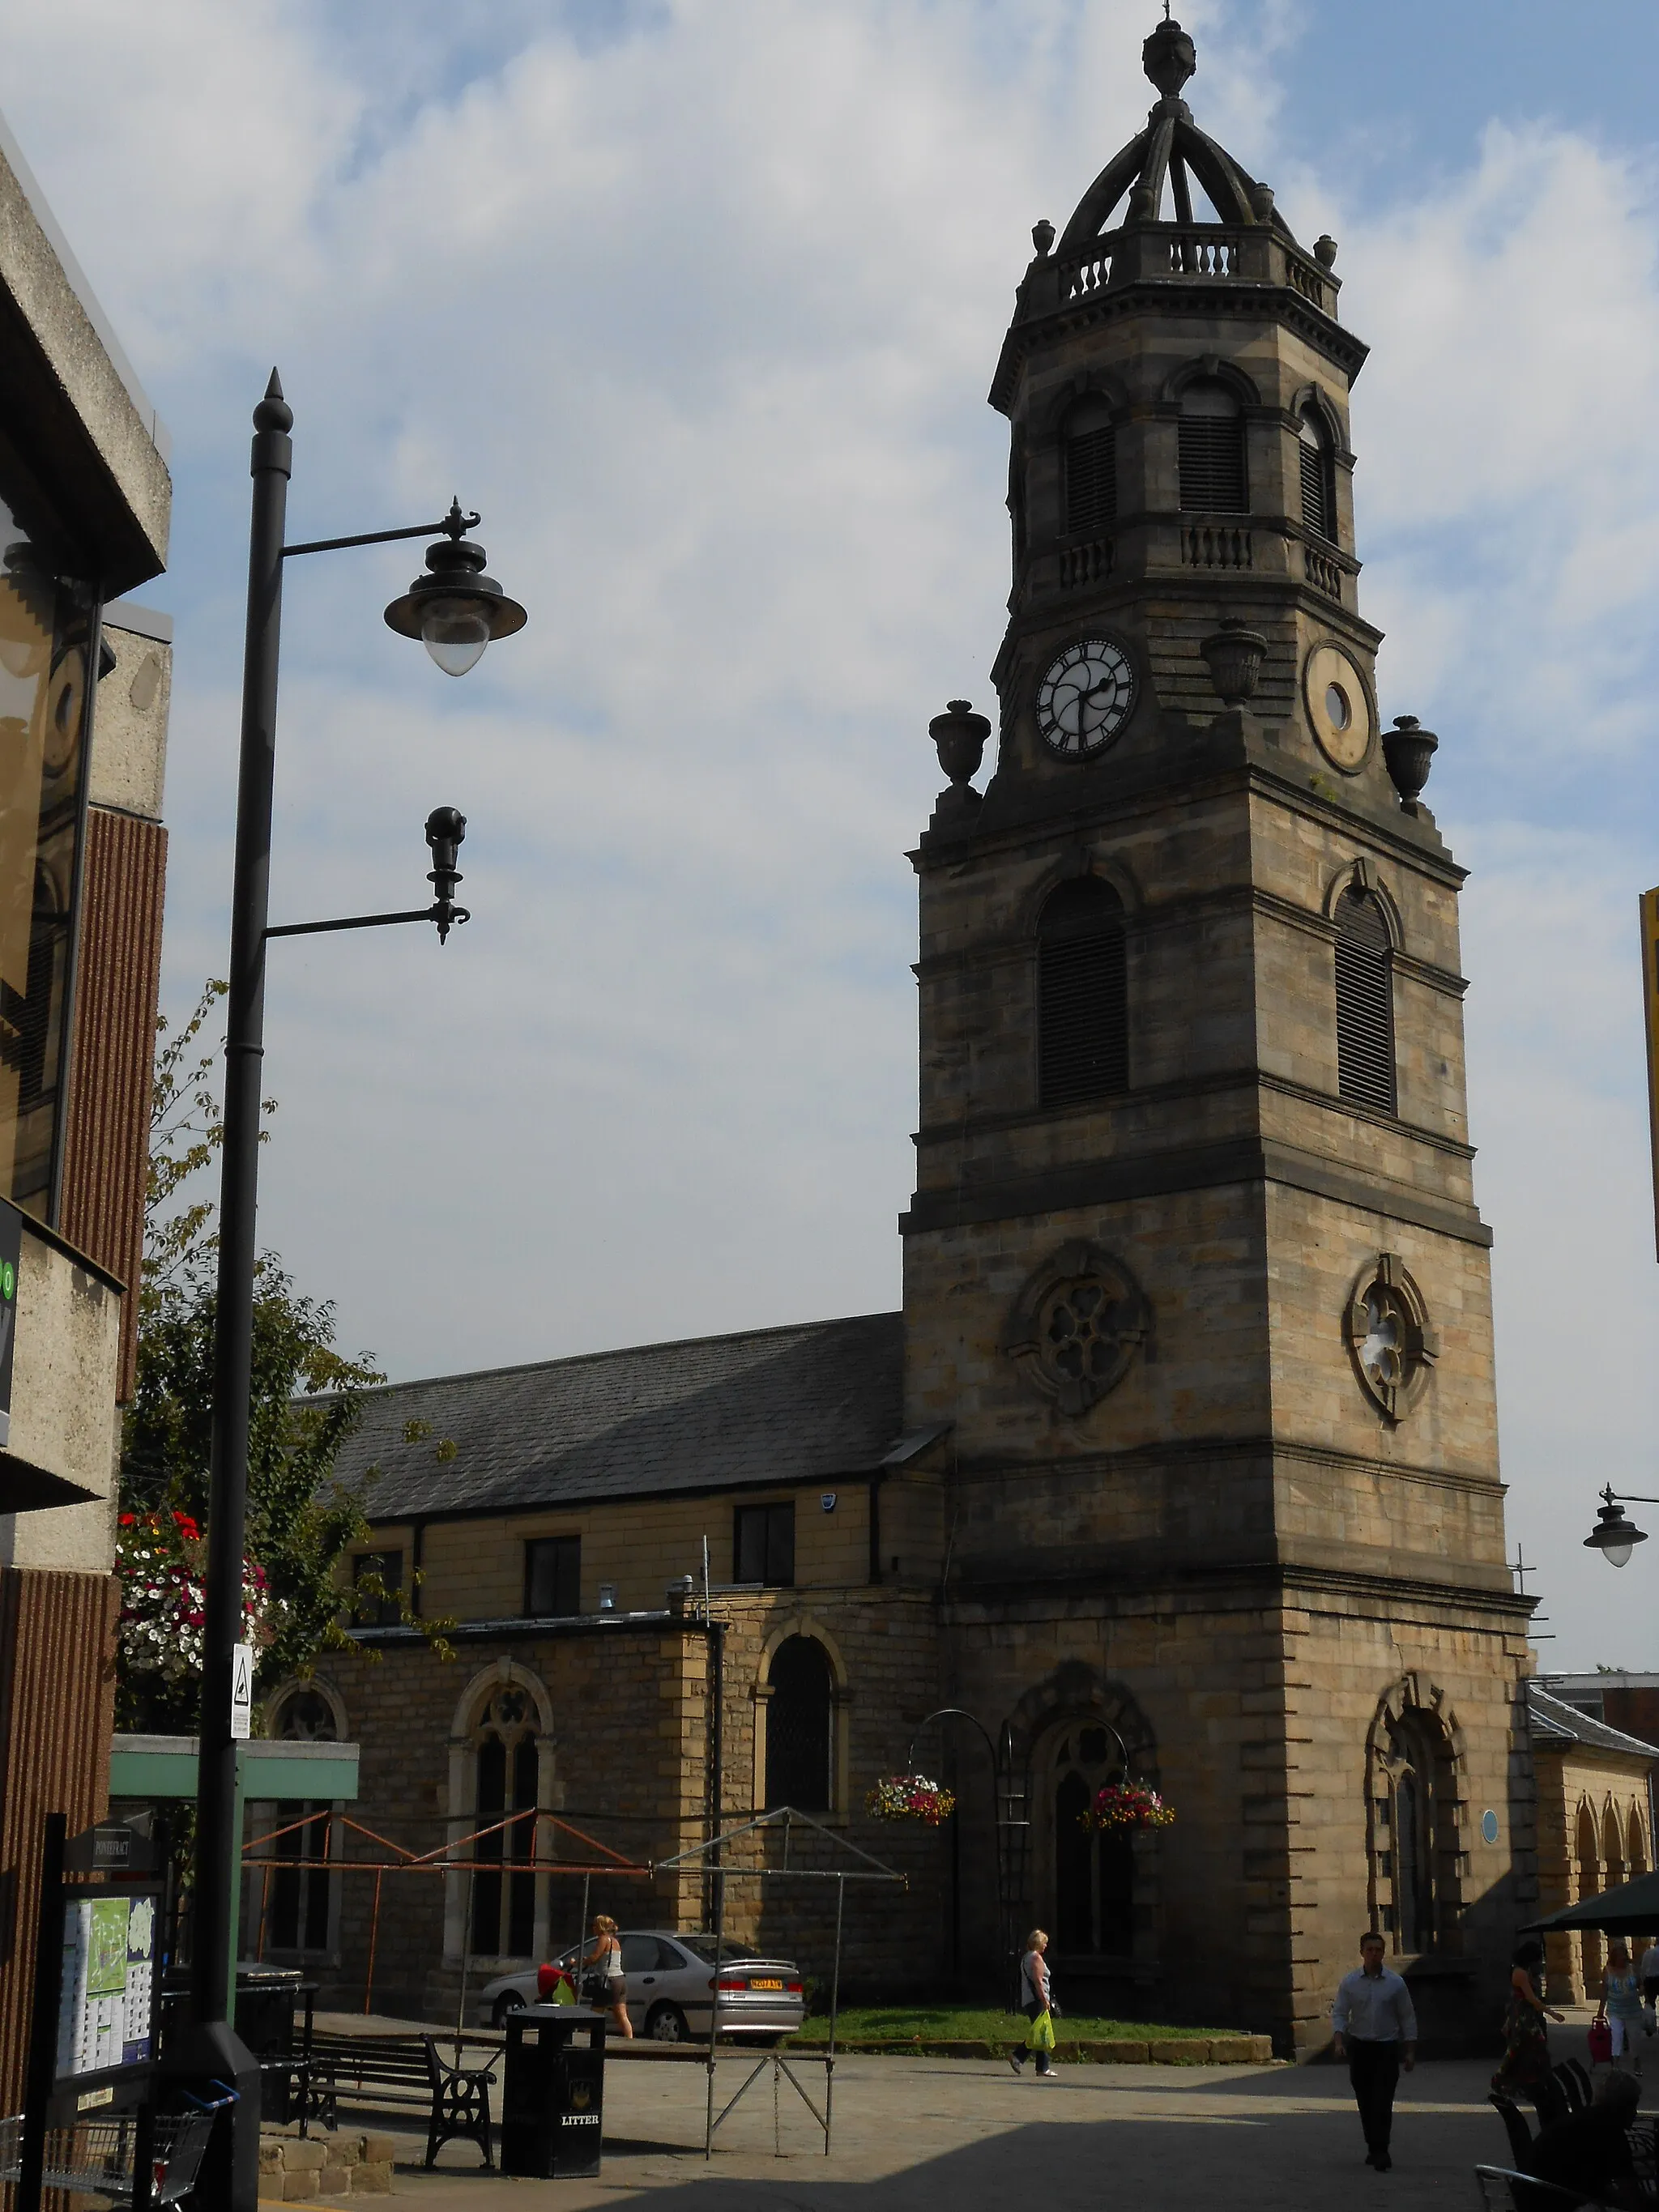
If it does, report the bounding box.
[1527,1683,1659,1761]
[326,1311,909,1522]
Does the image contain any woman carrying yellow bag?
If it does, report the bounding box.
[1009,1929,1058,2080]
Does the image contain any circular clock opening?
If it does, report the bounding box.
[1325,682,1351,731]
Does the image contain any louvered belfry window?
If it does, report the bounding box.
[1038,877,1128,1107]
[1334,888,1396,1114]
[1299,406,1334,541]
[1064,396,1118,535]
[1178,379,1247,514]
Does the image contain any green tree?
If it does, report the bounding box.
[117,982,450,1732]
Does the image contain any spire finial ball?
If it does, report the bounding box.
[1142,14,1196,99]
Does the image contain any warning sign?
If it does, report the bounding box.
[231,1643,254,1741]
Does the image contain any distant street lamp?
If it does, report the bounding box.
[1583,1486,1656,1568]
[176,373,524,2210]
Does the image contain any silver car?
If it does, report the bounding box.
[475,1929,805,2043]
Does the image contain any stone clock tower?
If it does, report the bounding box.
[904,18,1535,2053]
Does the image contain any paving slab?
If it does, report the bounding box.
[317,2052,1561,2212]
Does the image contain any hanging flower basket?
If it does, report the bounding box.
[117,1508,274,1691]
[1081,1781,1175,1831]
[864,1773,957,1826]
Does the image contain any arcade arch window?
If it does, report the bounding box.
[1064,396,1118,536]
[1299,405,1336,542]
[764,1635,834,1812]
[1178,379,1247,513]
[1038,877,1128,1107]
[1333,888,1395,1115]
[471,1686,540,1958]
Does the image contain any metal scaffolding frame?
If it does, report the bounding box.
[655,1807,906,2160]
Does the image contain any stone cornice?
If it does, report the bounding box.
[945,1430,1503,1499]
[902,1131,1490,1243]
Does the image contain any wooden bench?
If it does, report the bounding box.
[301,2031,495,2169]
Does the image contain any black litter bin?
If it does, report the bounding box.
[235,1963,310,2124]
[501,2005,608,2178]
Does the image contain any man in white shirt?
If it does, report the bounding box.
[1331,1931,1418,2171]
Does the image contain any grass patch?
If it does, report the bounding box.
[794,2005,1232,2045]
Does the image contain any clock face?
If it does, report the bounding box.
[1036,637,1137,759]
[1303,641,1373,771]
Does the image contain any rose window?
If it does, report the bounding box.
[1005,1241,1150,1414]
[1044,1280,1131,1385]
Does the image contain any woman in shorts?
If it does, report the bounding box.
[581,1913,633,2039]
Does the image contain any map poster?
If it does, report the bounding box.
[54,1892,157,2078]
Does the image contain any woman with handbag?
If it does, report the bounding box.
[578,1913,633,2039]
[1008,1929,1058,2080]
[1491,1938,1563,2113]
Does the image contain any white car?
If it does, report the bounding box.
[475,1929,805,2042]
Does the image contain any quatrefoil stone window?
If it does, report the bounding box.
[1346,1253,1438,1420]
[1005,1240,1152,1415]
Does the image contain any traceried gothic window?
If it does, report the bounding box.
[1052,1728,1134,1957]
[1376,1707,1458,1954]
[471,1687,540,1958]
[263,1689,340,1957]
[1333,887,1395,1114]
[1178,379,1247,514]
[1038,877,1128,1107]
[1298,405,1336,542]
[764,1636,833,1812]
[1064,397,1118,537]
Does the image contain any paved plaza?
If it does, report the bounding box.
[288,2050,1560,2212]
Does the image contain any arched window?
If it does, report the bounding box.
[1038,877,1128,1107]
[764,1636,833,1811]
[1052,1727,1134,1957]
[1382,1708,1455,1954]
[1334,888,1395,1115]
[1064,397,1118,536]
[1178,379,1247,514]
[1628,1805,1648,1882]
[1604,1805,1626,1903]
[1298,405,1335,542]
[471,1686,540,1958]
[264,1688,340,1956]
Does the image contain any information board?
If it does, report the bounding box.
[54,1892,156,2077]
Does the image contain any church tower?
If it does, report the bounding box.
[904,18,1535,2052]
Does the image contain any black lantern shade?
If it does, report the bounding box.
[1584,1487,1648,1569]
[383,500,527,676]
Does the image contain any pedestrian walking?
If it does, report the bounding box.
[1331,1931,1417,2170]
[1638,1937,1659,2035]
[1600,1943,1645,2074]
[579,1914,633,2039]
[1008,1928,1058,2080]
[1491,1938,1563,2118]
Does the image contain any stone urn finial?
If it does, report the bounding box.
[928,699,991,788]
[1383,714,1438,812]
[1314,234,1338,269]
[1142,15,1196,100]
[1200,620,1268,707]
[1032,219,1055,258]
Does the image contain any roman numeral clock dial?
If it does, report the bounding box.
[1035,637,1137,759]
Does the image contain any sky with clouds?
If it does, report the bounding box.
[2,0,1657,1669]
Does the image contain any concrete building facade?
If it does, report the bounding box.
[0,109,173,2109]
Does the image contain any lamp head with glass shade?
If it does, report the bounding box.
[1584,1486,1648,1568]
[383,499,527,677]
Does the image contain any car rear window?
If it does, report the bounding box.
[673,1936,766,1965]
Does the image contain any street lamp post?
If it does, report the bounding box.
[173,374,524,2210]
[1584,1486,1657,1568]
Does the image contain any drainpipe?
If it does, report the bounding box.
[868,1473,885,1585]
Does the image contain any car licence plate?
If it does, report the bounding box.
[749,1977,783,1990]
